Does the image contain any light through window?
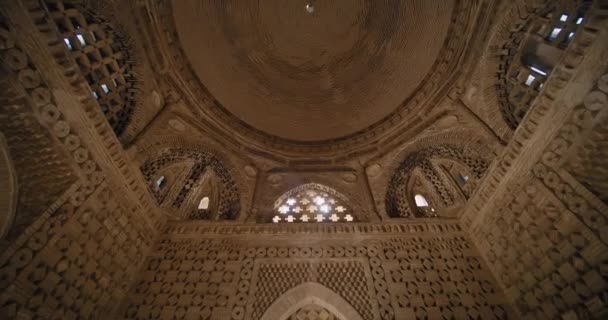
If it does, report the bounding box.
[76,34,86,46]
[414,194,429,207]
[525,74,536,86]
[47,0,137,137]
[198,197,209,210]
[272,185,354,223]
[458,174,469,185]
[155,176,166,189]
[63,38,72,50]
[529,66,547,76]
[548,27,563,41]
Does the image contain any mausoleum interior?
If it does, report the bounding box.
[0,0,608,319]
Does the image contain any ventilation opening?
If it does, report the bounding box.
[525,74,536,86]
[198,197,209,210]
[414,194,429,207]
[49,1,137,137]
[548,27,563,41]
[529,66,547,76]
[457,174,469,186]
[155,176,166,189]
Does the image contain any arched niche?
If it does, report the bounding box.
[385,144,489,218]
[140,148,241,220]
[149,160,196,207]
[0,133,18,239]
[188,169,223,220]
[405,168,440,218]
[431,158,476,199]
[261,282,364,320]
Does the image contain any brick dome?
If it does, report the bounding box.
[173,0,455,141]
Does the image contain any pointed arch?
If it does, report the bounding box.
[189,170,222,219]
[260,282,364,320]
[385,144,490,218]
[140,148,241,220]
[134,134,255,220]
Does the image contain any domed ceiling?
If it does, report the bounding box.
[173,0,455,142]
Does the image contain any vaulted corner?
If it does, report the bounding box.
[140,148,242,221]
[43,0,140,139]
[1,0,607,319]
[384,144,490,219]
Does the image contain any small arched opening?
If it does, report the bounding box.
[414,194,429,207]
[198,196,210,210]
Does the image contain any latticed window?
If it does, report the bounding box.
[44,0,136,137]
[272,184,354,223]
[501,0,590,128]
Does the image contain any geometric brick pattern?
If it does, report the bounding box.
[386,145,488,218]
[140,149,240,220]
[383,237,508,320]
[44,0,138,137]
[251,260,373,319]
[472,178,608,319]
[564,75,608,203]
[0,184,154,319]
[288,304,337,320]
[2,1,607,320]
[0,33,76,243]
[497,0,591,129]
[121,230,510,320]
